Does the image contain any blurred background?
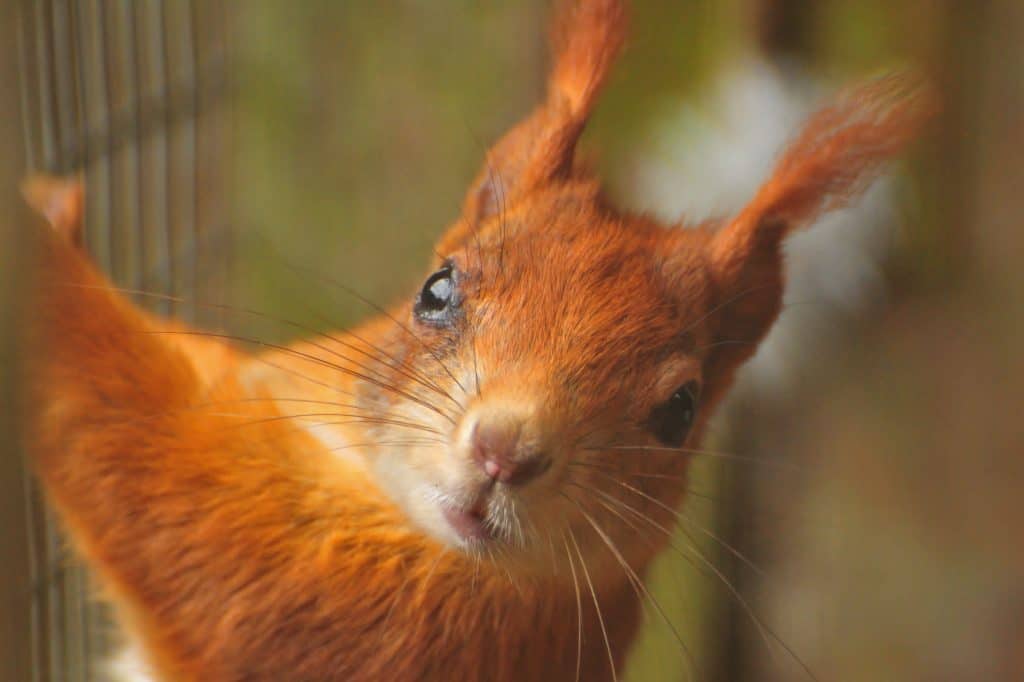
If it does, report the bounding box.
[2,1,1022,680]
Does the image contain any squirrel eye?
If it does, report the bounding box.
[414,265,455,323]
[648,381,700,446]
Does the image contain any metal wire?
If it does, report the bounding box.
[14,1,231,679]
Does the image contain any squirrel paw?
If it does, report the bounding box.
[21,173,85,249]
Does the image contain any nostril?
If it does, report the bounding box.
[480,453,549,486]
[482,459,503,480]
[472,421,517,481]
[471,419,548,486]
[496,454,550,486]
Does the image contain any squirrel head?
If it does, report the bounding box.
[358,0,930,577]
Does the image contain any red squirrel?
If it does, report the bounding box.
[20,1,928,680]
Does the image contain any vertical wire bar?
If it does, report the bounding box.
[112,0,142,292]
[52,4,79,679]
[16,3,38,172]
[154,0,172,314]
[159,0,177,316]
[87,0,109,270]
[205,0,232,329]
[165,0,199,322]
[33,0,57,169]
[221,0,235,331]
[137,0,172,315]
[31,487,50,679]
[67,0,95,671]
[191,0,208,327]
[80,0,113,275]
[208,1,228,320]
[36,2,69,678]
[50,0,76,171]
[190,0,202,325]
[185,0,199,322]
[163,0,187,318]
[47,1,87,678]
[123,0,146,292]
[194,0,232,328]
[104,0,129,287]
[96,0,117,279]
[15,8,43,680]
[45,507,64,682]
[69,3,112,666]
[21,385,41,682]
[69,0,89,176]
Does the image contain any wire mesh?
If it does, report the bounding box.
[14,1,231,679]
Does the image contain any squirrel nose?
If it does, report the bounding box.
[471,418,549,487]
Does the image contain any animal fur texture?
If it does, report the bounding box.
[20,1,928,680]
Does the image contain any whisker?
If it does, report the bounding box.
[560,534,584,682]
[567,528,617,682]
[143,329,458,426]
[582,468,767,581]
[675,529,811,679]
[561,491,646,612]
[585,444,803,473]
[295,304,461,409]
[229,419,447,453]
[253,357,360,403]
[568,489,698,681]
[325,438,445,454]
[61,281,463,410]
[254,238,470,397]
[208,410,444,437]
[566,459,721,504]
[604,477,818,681]
[196,397,440,430]
[470,318,482,398]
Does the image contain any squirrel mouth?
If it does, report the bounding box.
[441,498,493,542]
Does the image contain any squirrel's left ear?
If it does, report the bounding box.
[705,74,934,373]
[439,0,626,252]
[21,174,85,248]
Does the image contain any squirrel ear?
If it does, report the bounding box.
[440,0,626,251]
[706,74,933,365]
[21,174,85,248]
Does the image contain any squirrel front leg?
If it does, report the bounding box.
[19,178,407,679]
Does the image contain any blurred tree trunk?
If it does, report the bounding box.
[706,2,819,680]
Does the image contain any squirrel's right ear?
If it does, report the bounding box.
[438,0,626,252]
[21,174,85,248]
[705,74,933,372]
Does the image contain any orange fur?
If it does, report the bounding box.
[20,2,929,680]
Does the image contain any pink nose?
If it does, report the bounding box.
[471,419,548,487]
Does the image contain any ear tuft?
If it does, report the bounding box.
[21,174,85,248]
[548,0,628,119]
[712,72,935,270]
[447,0,627,245]
[702,72,934,383]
